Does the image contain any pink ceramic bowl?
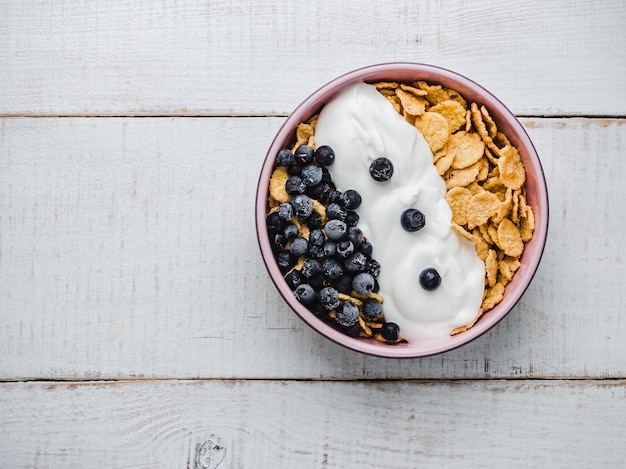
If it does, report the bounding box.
[256,63,548,358]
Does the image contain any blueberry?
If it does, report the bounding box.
[277,203,293,221]
[309,229,326,246]
[276,148,294,167]
[344,252,367,272]
[334,274,354,293]
[323,242,337,257]
[362,299,383,321]
[320,167,332,185]
[308,245,325,259]
[367,258,381,277]
[294,284,316,304]
[277,251,294,272]
[419,267,441,291]
[381,322,400,342]
[267,212,285,234]
[283,223,299,240]
[352,272,375,295]
[347,227,364,246]
[287,164,302,176]
[329,190,342,204]
[308,182,331,203]
[306,247,325,265]
[301,164,323,187]
[307,212,323,230]
[323,258,343,280]
[294,144,314,165]
[309,273,327,291]
[369,157,394,182]
[340,189,362,210]
[272,233,287,250]
[335,301,359,326]
[290,194,313,218]
[301,258,322,278]
[336,240,354,258]
[324,219,347,241]
[345,211,360,227]
[401,208,426,232]
[314,145,335,166]
[289,237,309,257]
[309,299,327,318]
[326,203,347,221]
[285,175,306,195]
[344,324,362,337]
[285,270,304,290]
[359,240,373,256]
[319,287,340,311]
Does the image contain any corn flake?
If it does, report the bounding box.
[498,145,526,190]
[445,159,482,190]
[416,82,450,105]
[520,204,535,242]
[466,190,501,229]
[494,131,511,148]
[374,81,400,90]
[471,102,503,157]
[482,282,505,311]
[445,186,473,226]
[292,123,314,151]
[471,228,491,261]
[486,249,498,287]
[385,94,402,114]
[480,105,498,138]
[400,83,428,96]
[496,218,524,257]
[435,147,456,175]
[445,87,468,109]
[478,223,493,244]
[448,131,485,169]
[269,166,291,204]
[429,100,467,133]
[395,89,429,116]
[414,112,450,152]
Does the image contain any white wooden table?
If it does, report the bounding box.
[1,1,625,467]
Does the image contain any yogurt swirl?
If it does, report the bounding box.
[315,82,485,341]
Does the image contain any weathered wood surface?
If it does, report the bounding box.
[1,117,624,381]
[1,379,625,468]
[1,1,625,117]
[1,1,625,466]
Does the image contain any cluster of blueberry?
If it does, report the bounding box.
[267,144,400,342]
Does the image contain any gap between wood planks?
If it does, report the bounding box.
[1,377,625,385]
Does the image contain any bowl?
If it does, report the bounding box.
[256,63,548,358]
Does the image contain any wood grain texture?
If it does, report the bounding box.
[1,116,625,380]
[1,0,625,116]
[0,379,625,468]
[2,2,623,467]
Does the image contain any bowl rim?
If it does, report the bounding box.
[255,62,549,358]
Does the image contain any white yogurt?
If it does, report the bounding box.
[315,82,485,341]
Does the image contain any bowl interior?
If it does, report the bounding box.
[256,63,548,358]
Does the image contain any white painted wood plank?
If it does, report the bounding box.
[0,117,625,380]
[1,0,625,116]
[0,379,624,468]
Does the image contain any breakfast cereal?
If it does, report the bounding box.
[266,78,535,342]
